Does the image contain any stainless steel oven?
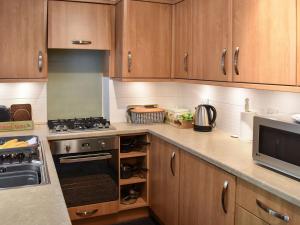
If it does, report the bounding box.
[50,136,119,209]
[253,115,300,179]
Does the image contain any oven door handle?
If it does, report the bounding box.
[59,153,112,164]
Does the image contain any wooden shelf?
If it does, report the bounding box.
[120,151,147,159]
[120,177,147,186]
[119,197,148,211]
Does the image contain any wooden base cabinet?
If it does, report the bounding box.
[235,206,269,225]
[0,0,47,80]
[150,136,180,225]
[179,151,236,225]
[236,179,300,225]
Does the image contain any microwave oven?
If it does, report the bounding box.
[253,115,300,179]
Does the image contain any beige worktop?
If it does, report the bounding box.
[1,123,300,225]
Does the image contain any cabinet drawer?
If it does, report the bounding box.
[236,179,300,225]
[68,201,119,221]
[235,205,269,225]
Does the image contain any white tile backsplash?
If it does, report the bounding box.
[109,81,300,135]
[108,80,181,122]
[3,79,300,134]
[0,83,47,124]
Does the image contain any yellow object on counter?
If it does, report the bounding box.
[0,139,29,149]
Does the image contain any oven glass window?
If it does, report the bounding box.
[54,152,118,207]
[259,125,300,167]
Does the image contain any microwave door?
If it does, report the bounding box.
[259,126,300,167]
[255,125,300,179]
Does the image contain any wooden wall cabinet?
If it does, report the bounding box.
[150,136,180,225]
[48,1,114,50]
[0,0,47,80]
[115,0,172,79]
[173,0,191,79]
[232,0,296,85]
[190,0,232,82]
[173,0,297,87]
[179,151,236,225]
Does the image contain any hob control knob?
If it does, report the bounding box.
[100,141,106,149]
[65,145,71,153]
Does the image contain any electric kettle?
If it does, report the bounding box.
[194,104,217,132]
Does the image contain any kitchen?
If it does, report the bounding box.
[0,0,300,225]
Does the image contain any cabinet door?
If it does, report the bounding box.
[48,1,113,50]
[125,1,172,78]
[150,136,179,225]
[0,0,47,79]
[174,0,191,79]
[190,0,232,81]
[232,0,296,85]
[179,151,236,225]
[235,206,269,225]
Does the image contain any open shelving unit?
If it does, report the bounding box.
[118,133,150,211]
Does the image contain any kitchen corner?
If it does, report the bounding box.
[1,122,300,225]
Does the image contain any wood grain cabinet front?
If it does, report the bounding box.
[173,0,297,88]
[115,0,172,79]
[150,135,180,225]
[189,0,232,82]
[179,151,236,225]
[48,0,113,50]
[232,0,296,85]
[235,205,270,225]
[0,0,47,80]
[236,179,300,225]
[173,0,191,79]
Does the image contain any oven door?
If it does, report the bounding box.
[253,116,300,179]
[53,150,119,208]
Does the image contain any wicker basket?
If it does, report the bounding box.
[128,106,165,124]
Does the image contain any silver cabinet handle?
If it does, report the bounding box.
[170,152,176,176]
[72,40,92,45]
[221,48,227,75]
[38,51,43,72]
[234,47,240,75]
[221,180,229,214]
[256,199,290,222]
[128,51,132,73]
[184,52,188,72]
[76,209,98,217]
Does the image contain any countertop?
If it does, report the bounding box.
[1,123,300,225]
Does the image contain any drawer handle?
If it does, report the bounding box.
[221,180,229,214]
[76,209,98,217]
[72,40,92,45]
[256,199,290,222]
[170,152,176,176]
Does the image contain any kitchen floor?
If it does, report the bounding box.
[113,217,159,225]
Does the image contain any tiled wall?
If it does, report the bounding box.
[0,83,47,124]
[3,80,300,135]
[108,80,181,122]
[109,80,300,135]
[178,83,300,135]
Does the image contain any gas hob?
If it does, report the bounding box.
[48,117,115,133]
